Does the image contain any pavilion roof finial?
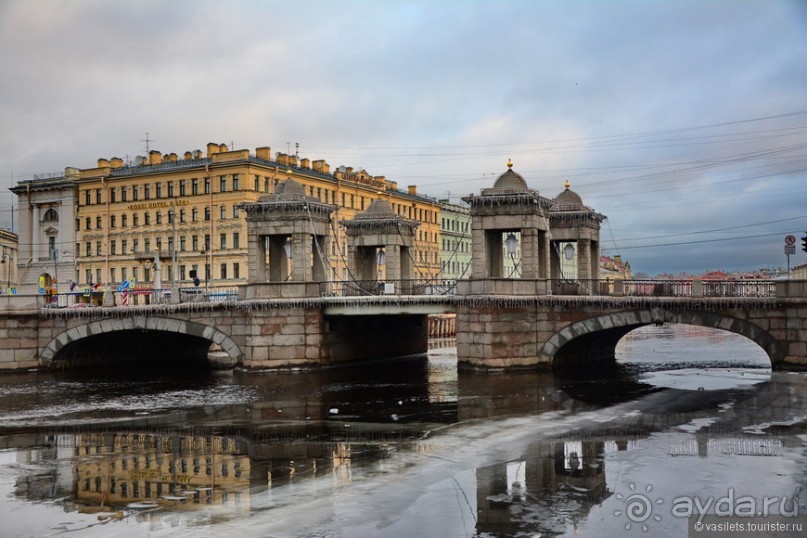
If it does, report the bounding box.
[507,158,513,169]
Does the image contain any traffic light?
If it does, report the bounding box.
[802,234,807,253]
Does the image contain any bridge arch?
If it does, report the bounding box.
[542,308,786,369]
[40,316,244,368]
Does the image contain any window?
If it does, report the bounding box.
[156,238,162,251]
[110,268,116,282]
[204,234,210,251]
[204,207,210,221]
[220,263,227,279]
[219,176,227,192]
[122,187,129,202]
[180,208,186,223]
[156,183,162,198]
[166,210,173,224]
[111,241,117,255]
[220,233,227,250]
[133,239,139,252]
[144,184,151,200]
[110,215,116,228]
[178,265,186,280]
[121,267,127,281]
[180,236,186,251]
[144,212,150,226]
[232,205,240,218]
[233,263,240,279]
[95,216,102,229]
[219,205,226,220]
[192,208,198,222]
[254,176,259,191]
[179,180,186,196]
[192,179,198,195]
[86,269,92,283]
[192,235,198,251]
[110,188,117,203]
[85,191,91,205]
[144,238,150,252]
[168,182,174,197]
[85,217,91,230]
[133,186,139,201]
[76,218,80,231]
[96,241,102,256]
[232,174,239,191]
[233,232,240,249]
[122,239,128,253]
[156,211,162,225]
[96,268,101,283]
[204,177,210,194]
[122,214,128,227]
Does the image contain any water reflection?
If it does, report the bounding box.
[0,327,801,537]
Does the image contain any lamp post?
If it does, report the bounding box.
[152,248,162,303]
[169,209,179,304]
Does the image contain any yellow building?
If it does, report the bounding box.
[73,143,441,291]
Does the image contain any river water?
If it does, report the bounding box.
[0,324,805,537]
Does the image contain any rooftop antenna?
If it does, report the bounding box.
[295,142,299,159]
[140,132,155,154]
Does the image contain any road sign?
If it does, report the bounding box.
[38,287,46,295]
[785,235,796,245]
[785,245,796,255]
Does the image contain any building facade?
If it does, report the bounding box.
[18,143,441,293]
[437,200,472,280]
[0,229,19,293]
[10,171,78,295]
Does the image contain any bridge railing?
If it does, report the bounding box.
[553,279,777,298]
[320,279,458,297]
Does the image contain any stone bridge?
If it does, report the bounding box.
[0,279,805,371]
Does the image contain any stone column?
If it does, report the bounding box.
[521,228,539,279]
[577,238,591,281]
[31,204,40,261]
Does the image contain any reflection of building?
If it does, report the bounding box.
[9,170,78,295]
[72,432,251,512]
[476,439,611,537]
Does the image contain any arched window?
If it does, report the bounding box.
[42,208,59,222]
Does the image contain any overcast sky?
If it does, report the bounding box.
[1,0,806,276]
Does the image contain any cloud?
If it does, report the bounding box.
[1,0,806,274]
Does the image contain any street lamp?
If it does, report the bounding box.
[169,209,179,304]
[504,233,519,256]
[564,243,575,260]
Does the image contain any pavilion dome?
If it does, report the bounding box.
[356,198,396,219]
[492,160,529,193]
[275,178,306,198]
[554,181,584,207]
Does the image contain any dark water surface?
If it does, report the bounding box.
[0,325,805,537]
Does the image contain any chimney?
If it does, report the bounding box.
[408,185,417,195]
[148,150,162,165]
[192,149,202,159]
[167,153,178,162]
[207,142,220,158]
[97,158,110,168]
[110,157,124,169]
[184,151,193,160]
[300,158,311,169]
[255,146,271,160]
[312,159,323,172]
[219,143,228,152]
